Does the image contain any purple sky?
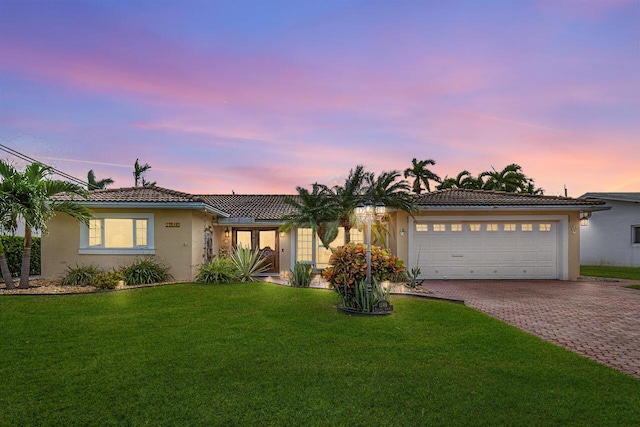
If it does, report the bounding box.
[1,0,638,197]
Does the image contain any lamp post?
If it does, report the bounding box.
[355,200,386,292]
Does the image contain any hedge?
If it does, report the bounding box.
[0,236,41,278]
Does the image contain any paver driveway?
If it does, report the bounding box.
[421,280,640,379]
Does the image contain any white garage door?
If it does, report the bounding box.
[410,221,558,279]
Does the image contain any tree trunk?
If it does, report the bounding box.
[0,238,15,289]
[18,227,32,289]
[344,225,351,245]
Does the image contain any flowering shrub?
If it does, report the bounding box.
[322,242,405,288]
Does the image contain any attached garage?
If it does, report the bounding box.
[399,190,610,281]
[409,218,561,279]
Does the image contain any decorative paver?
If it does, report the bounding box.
[421,280,640,379]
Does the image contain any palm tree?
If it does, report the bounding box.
[480,164,529,193]
[365,170,414,212]
[133,159,154,187]
[87,169,114,190]
[279,183,340,249]
[330,165,371,244]
[0,160,93,289]
[403,158,441,194]
[437,170,482,190]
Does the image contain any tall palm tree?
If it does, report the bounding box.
[437,170,482,190]
[87,169,114,190]
[0,160,93,289]
[331,165,371,244]
[403,158,441,194]
[133,159,154,187]
[279,183,340,249]
[480,164,529,193]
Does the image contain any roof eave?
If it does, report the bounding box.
[415,205,611,212]
[77,201,230,217]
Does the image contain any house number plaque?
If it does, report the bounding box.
[165,222,181,228]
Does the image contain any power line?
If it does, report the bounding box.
[0,143,101,190]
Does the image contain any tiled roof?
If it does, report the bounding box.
[199,195,298,220]
[414,189,606,207]
[580,192,640,203]
[55,186,207,204]
[55,187,607,222]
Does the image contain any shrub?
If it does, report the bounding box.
[121,257,172,285]
[196,257,239,284]
[322,243,405,287]
[93,270,125,290]
[60,263,102,287]
[288,262,313,288]
[229,246,270,282]
[322,243,404,312]
[0,236,41,277]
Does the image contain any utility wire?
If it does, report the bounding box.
[0,143,101,190]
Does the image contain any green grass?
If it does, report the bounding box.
[1,283,639,426]
[581,265,640,281]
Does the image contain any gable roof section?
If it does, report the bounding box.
[580,192,640,203]
[414,189,607,210]
[199,195,297,221]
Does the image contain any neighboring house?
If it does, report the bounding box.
[579,192,640,267]
[42,186,607,281]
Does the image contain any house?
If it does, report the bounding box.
[42,186,607,281]
[579,192,640,267]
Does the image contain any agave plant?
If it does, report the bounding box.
[230,246,270,282]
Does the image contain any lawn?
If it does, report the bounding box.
[581,265,640,281]
[1,283,639,426]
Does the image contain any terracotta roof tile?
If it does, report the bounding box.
[414,189,606,207]
[55,186,206,204]
[199,195,298,220]
[580,192,640,203]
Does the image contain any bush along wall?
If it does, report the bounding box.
[0,236,41,277]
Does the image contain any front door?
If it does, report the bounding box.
[233,228,279,273]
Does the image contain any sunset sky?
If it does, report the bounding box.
[1,0,638,197]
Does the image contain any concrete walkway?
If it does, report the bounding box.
[420,279,640,379]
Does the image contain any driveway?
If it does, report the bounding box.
[420,279,640,379]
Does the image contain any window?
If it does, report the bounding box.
[486,224,498,231]
[504,224,516,232]
[633,226,640,245]
[433,224,446,232]
[350,228,364,244]
[539,224,552,232]
[416,224,428,232]
[80,214,154,254]
[469,224,481,232]
[451,224,462,232]
[296,228,313,263]
[521,224,533,232]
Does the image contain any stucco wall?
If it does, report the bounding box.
[580,200,640,267]
[42,208,210,282]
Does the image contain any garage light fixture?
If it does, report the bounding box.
[580,212,591,226]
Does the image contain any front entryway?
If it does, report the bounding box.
[233,228,279,273]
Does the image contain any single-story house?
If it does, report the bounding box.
[42,186,607,281]
[579,192,640,267]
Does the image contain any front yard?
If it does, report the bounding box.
[1,283,638,425]
[581,265,640,284]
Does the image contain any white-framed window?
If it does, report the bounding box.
[469,224,481,232]
[504,224,516,232]
[486,224,498,232]
[539,224,552,232]
[433,224,446,232]
[80,213,154,254]
[296,227,370,268]
[416,224,428,232]
[632,225,640,245]
[451,224,462,232]
[521,224,533,232]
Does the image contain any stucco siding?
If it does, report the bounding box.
[580,200,640,267]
